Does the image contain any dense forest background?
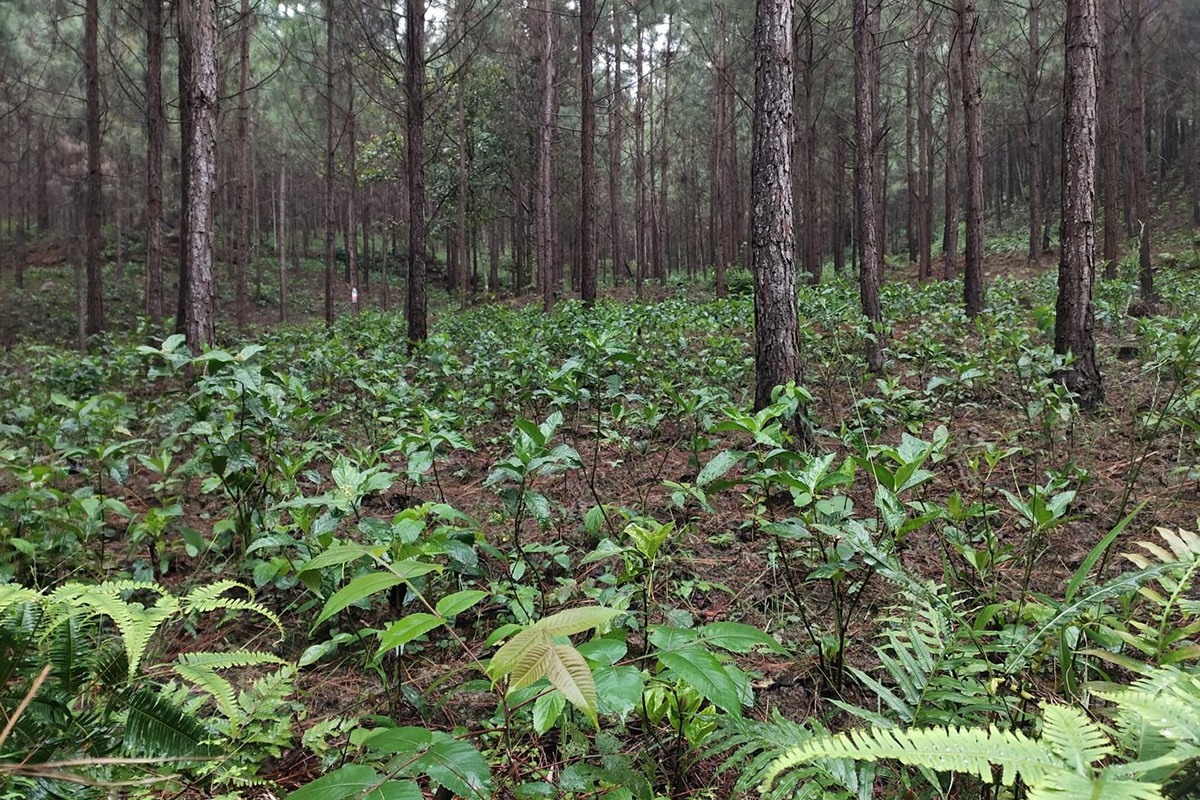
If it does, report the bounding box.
[1,0,1194,342]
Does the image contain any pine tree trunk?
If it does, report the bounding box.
[960,0,986,316]
[1026,0,1044,263]
[235,0,251,330]
[406,0,427,341]
[1100,0,1120,274]
[183,0,218,354]
[855,0,884,372]
[1056,0,1103,407]
[84,0,104,337]
[633,3,646,297]
[537,0,556,312]
[608,2,623,288]
[916,1,933,280]
[278,155,287,322]
[1129,0,1153,301]
[580,0,598,304]
[943,9,962,280]
[324,1,336,325]
[175,0,191,336]
[751,0,805,443]
[347,61,360,316]
[145,0,164,324]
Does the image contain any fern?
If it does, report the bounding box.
[119,686,213,757]
[839,587,1003,729]
[762,679,1200,800]
[180,580,284,641]
[707,711,867,799]
[1103,528,1200,667]
[763,722,1057,789]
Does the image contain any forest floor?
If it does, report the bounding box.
[2,215,1200,797]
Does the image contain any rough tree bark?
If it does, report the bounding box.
[943,9,962,280]
[145,0,164,324]
[536,0,556,312]
[84,0,104,337]
[751,0,807,446]
[1026,0,1043,263]
[960,0,986,316]
[1100,0,1120,275]
[608,1,623,288]
[1056,0,1103,407]
[633,2,646,296]
[855,0,884,373]
[406,0,427,342]
[581,0,597,305]
[278,154,287,322]
[916,1,933,280]
[174,0,191,335]
[183,0,218,354]
[347,59,360,316]
[1129,0,1154,301]
[324,1,336,325]
[235,0,251,330]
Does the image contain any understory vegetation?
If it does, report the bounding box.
[3,235,1200,800]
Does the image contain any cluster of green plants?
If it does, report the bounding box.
[1,261,1200,798]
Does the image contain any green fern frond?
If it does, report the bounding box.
[1092,668,1200,746]
[1028,770,1164,800]
[173,662,240,724]
[0,584,41,616]
[176,651,287,670]
[180,580,284,641]
[1040,705,1114,772]
[761,722,1059,790]
[119,687,212,758]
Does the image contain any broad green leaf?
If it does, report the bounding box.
[315,572,404,627]
[286,764,382,800]
[700,621,788,654]
[299,544,384,574]
[533,690,566,735]
[377,613,444,655]
[656,645,742,714]
[436,590,487,618]
[697,449,745,486]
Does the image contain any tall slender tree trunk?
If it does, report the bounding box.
[906,63,918,265]
[536,1,556,312]
[278,155,287,322]
[324,2,336,325]
[796,4,820,284]
[1099,0,1119,274]
[1056,0,1103,406]
[855,0,884,372]
[633,3,646,297]
[943,10,962,280]
[608,3,623,288]
[916,1,933,280]
[752,0,806,446]
[1129,0,1153,301]
[347,62,360,316]
[183,0,218,354]
[1026,0,1044,263]
[406,0,427,342]
[713,2,729,297]
[657,14,673,284]
[84,0,104,337]
[580,0,598,305]
[175,0,191,335]
[235,0,251,330]
[145,0,164,324]
[960,0,986,315]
